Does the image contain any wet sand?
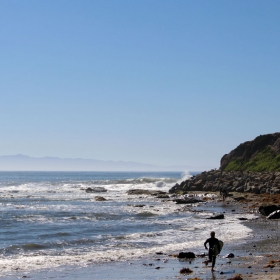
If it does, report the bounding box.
[2,193,280,280]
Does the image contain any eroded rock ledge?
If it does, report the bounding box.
[169,169,280,195]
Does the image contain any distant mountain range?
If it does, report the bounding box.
[0,155,198,172]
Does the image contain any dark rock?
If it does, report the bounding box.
[270,188,280,194]
[267,210,280,219]
[156,194,170,199]
[94,196,107,201]
[174,198,202,204]
[127,189,151,195]
[178,252,196,259]
[196,252,207,257]
[236,186,245,192]
[234,196,246,201]
[127,189,167,196]
[150,190,167,196]
[259,205,280,216]
[194,179,204,186]
[225,253,235,258]
[169,183,181,194]
[260,188,267,194]
[86,187,107,193]
[207,214,224,219]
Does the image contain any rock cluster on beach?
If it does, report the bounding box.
[169,169,280,195]
[170,133,280,195]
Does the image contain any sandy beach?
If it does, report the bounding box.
[2,192,280,280]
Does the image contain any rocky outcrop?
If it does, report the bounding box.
[86,187,107,193]
[221,133,280,172]
[169,133,280,195]
[169,169,280,194]
[127,189,167,196]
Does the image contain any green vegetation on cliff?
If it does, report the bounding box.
[221,133,280,172]
[223,146,280,172]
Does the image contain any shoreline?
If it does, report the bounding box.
[2,193,280,280]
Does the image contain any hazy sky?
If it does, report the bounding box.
[1,0,279,169]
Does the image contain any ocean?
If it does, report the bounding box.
[0,171,255,278]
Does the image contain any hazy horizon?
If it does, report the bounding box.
[0,154,211,172]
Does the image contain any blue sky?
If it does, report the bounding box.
[0,0,280,170]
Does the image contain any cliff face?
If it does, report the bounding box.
[220,133,280,172]
[169,133,280,195]
[169,169,280,195]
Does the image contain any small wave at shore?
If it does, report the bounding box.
[0,171,257,278]
[0,218,253,276]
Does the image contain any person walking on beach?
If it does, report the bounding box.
[220,186,228,202]
[204,231,220,271]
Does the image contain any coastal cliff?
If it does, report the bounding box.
[221,133,280,172]
[169,133,280,194]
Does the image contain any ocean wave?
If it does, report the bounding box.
[0,221,253,276]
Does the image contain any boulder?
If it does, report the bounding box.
[259,205,280,216]
[86,187,107,193]
[207,214,224,219]
[267,210,280,219]
[235,186,245,192]
[174,198,202,204]
[270,188,280,194]
[194,179,204,186]
[94,196,107,201]
[232,180,242,188]
[252,186,261,194]
[150,191,168,196]
[260,188,267,194]
[169,183,181,194]
[233,196,246,202]
[156,194,170,199]
[127,189,166,196]
[127,189,151,195]
[178,252,196,259]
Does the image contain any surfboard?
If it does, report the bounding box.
[214,240,223,256]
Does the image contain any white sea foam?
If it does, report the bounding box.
[179,171,192,183]
[0,171,256,277]
[0,217,253,276]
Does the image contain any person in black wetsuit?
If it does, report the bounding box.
[204,231,220,271]
[220,187,229,201]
